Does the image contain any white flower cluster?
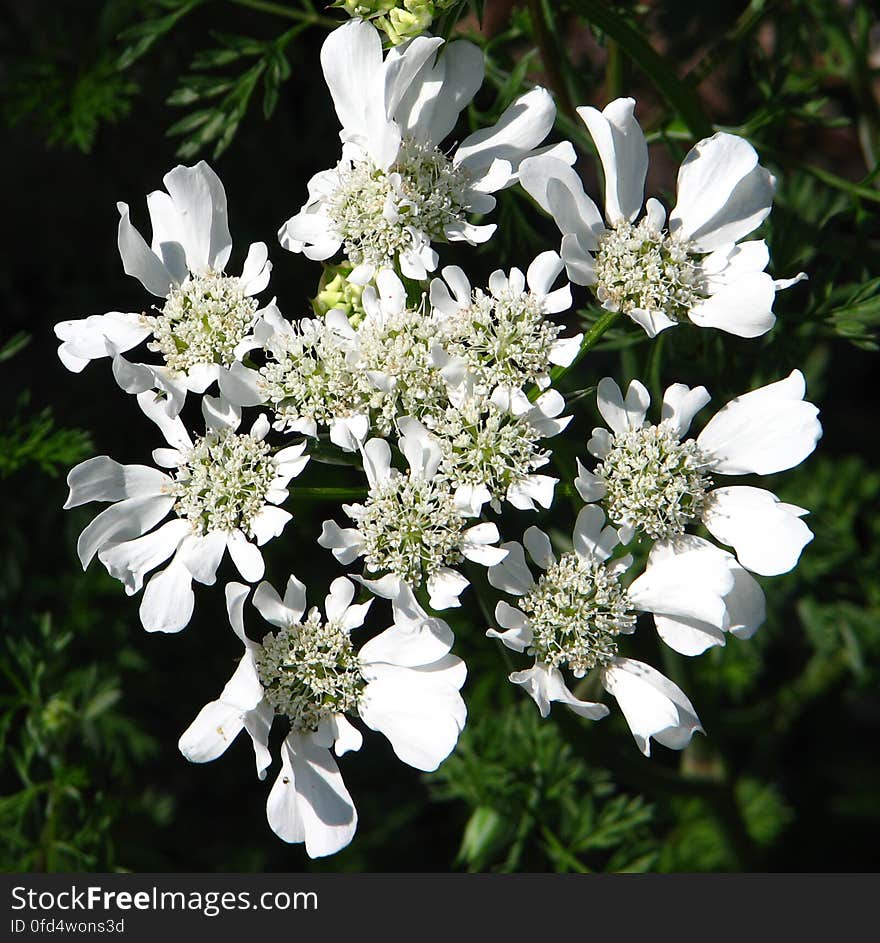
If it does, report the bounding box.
[55,15,821,858]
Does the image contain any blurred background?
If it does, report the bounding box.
[1,0,878,872]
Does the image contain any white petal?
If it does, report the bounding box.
[77,494,174,568]
[654,614,726,656]
[577,98,647,224]
[461,522,505,566]
[596,376,649,435]
[360,662,466,771]
[486,601,533,652]
[510,662,609,720]
[519,156,604,247]
[455,86,556,174]
[176,530,227,584]
[697,370,821,475]
[361,438,392,489]
[574,460,606,503]
[225,530,264,582]
[266,734,357,858]
[420,40,484,144]
[630,548,735,628]
[116,201,173,297]
[318,521,364,565]
[523,526,555,570]
[487,542,534,596]
[98,518,190,593]
[573,505,619,563]
[55,311,152,363]
[360,585,453,667]
[137,391,193,451]
[139,560,195,633]
[239,241,271,295]
[162,161,232,273]
[178,697,246,764]
[65,456,170,508]
[427,567,469,610]
[688,271,777,337]
[251,506,292,546]
[670,133,775,252]
[602,658,703,756]
[660,383,711,437]
[702,486,813,576]
[253,573,307,627]
[330,714,363,757]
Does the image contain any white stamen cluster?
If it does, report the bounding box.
[259,318,373,430]
[429,399,548,498]
[520,551,636,676]
[595,422,712,540]
[146,272,258,373]
[357,304,447,434]
[440,288,561,389]
[327,138,470,269]
[349,475,465,586]
[255,608,364,732]
[594,219,703,321]
[171,429,275,536]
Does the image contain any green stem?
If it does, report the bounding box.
[227,0,338,28]
[294,487,367,501]
[605,38,623,100]
[553,309,622,379]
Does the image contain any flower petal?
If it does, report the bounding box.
[576,97,647,224]
[702,486,813,576]
[602,658,703,756]
[697,370,821,475]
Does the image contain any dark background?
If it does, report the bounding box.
[2,0,879,872]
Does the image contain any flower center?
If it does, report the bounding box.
[429,399,548,499]
[595,422,712,541]
[327,138,470,269]
[171,429,275,536]
[440,287,562,390]
[520,551,635,676]
[350,475,464,586]
[593,219,702,321]
[260,318,372,432]
[357,304,446,434]
[255,608,364,732]
[146,272,258,373]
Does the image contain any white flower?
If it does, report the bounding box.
[429,250,582,393]
[575,370,822,576]
[178,578,466,857]
[486,505,741,755]
[63,392,308,633]
[278,20,573,282]
[346,269,448,433]
[318,421,506,609]
[519,98,806,338]
[254,305,374,446]
[418,387,570,515]
[55,161,273,414]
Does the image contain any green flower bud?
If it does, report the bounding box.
[312,263,367,326]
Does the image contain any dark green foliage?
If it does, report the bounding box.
[1,0,878,873]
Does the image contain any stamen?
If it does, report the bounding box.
[520,551,635,676]
[146,272,258,373]
[256,608,364,732]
